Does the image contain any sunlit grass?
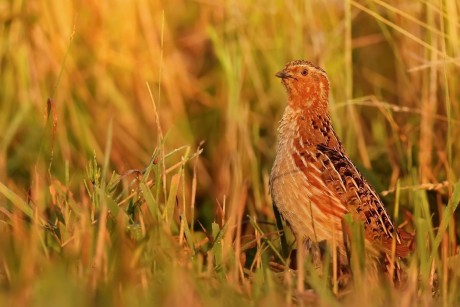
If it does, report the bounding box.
[0,0,459,305]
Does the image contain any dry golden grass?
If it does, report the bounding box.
[0,0,459,305]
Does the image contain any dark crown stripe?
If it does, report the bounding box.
[285,60,327,74]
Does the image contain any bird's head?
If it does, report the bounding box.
[276,60,330,112]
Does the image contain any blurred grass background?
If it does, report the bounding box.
[0,0,459,305]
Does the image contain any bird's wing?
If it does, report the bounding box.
[293,143,410,258]
[290,143,348,225]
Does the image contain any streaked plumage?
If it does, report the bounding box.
[270,60,409,281]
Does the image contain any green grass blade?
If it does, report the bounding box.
[0,182,34,219]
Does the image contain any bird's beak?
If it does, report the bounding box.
[275,70,292,79]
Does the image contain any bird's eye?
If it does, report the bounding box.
[301,69,308,76]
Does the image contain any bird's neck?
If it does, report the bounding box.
[286,79,329,112]
[279,104,342,150]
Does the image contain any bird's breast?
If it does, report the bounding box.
[270,108,347,251]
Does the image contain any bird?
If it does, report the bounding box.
[269,60,410,282]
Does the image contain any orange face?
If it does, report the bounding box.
[276,60,330,112]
